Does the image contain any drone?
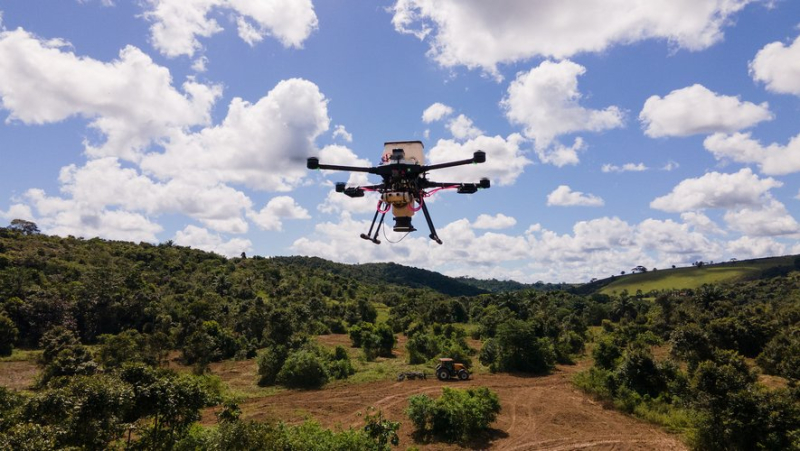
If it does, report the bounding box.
[307,141,489,244]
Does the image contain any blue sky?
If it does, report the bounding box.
[1,0,799,283]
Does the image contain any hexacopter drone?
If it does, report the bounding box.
[307,141,489,244]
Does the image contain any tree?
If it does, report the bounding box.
[8,219,39,235]
[0,314,18,356]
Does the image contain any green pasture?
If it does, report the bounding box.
[599,255,797,295]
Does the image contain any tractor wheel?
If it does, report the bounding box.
[437,370,450,381]
[458,369,469,380]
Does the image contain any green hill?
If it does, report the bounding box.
[596,255,800,295]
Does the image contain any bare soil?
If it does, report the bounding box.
[223,359,687,450]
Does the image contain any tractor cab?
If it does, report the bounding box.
[435,358,470,381]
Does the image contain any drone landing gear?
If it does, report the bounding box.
[361,203,388,244]
[420,200,442,245]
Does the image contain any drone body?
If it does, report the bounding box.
[307,140,489,244]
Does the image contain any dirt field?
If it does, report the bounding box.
[233,362,686,450]
[2,338,688,450]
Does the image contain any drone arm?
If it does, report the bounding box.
[307,157,377,174]
[420,150,485,172]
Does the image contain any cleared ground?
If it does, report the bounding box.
[2,338,688,450]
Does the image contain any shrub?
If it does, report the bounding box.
[0,314,18,356]
[592,337,622,370]
[256,345,288,386]
[406,387,501,442]
[276,350,329,389]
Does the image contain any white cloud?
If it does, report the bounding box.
[725,236,786,260]
[426,134,531,186]
[140,78,330,191]
[447,114,482,140]
[536,137,585,167]
[602,162,648,173]
[391,0,753,76]
[248,196,310,231]
[704,132,800,175]
[650,168,781,212]
[422,102,453,123]
[723,199,799,237]
[173,225,252,257]
[291,210,764,283]
[21,188,164,242]
[473,213,516,229]
[332,124,353,142]
[639,84,772,137]
[0,29,221,162]
[0,204,35,223]
[547,185,604,207]
[750,34,800,96]
[681,211,724,235]
[144,0,318,58]
[501,60,624,150]
[662,161,680,171]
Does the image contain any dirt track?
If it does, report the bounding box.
[238,362,687,450]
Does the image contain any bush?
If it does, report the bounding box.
[406,387,501,442]
[0,314,18,356]
[256,345,288,386]
[592,337,622,370]
[276,350,329,389]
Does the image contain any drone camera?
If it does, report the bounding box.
[393,216,416,232]
[344,187,365,198]
[307,157,320,170]
[335,182,346,193]
[473,151,486,163]
[479,178,490,189]
[391,148,405,161]
[457,184,478,194]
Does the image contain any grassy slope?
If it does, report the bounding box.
[599,255,798,295]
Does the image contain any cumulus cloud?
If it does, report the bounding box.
[639,84,772,137]
[426,134,531,186]
[0,28,221,162]
[141,78,330,191]
[292,209,764,282]
[650,168,781,212]
[473,213,516,229]
[332,124,353,142]
[0,28,333,242]
[20,188,164,242]
[391,0,753,76]
[536,137,585,168]
[447,114,482,140]
[248,196,310,231]
[681,211,724,235]
[422,102,453,123]
[547,185,604,207]
[173,225,252,257]
[750,33,800,96]
[723,199,799,237]
[602,163,648,173]
[501,60,624,152]
[144,0,318,58]
[703,132,800,175]
[725,236,786,260]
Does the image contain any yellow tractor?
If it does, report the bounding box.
[435,358,469,381]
